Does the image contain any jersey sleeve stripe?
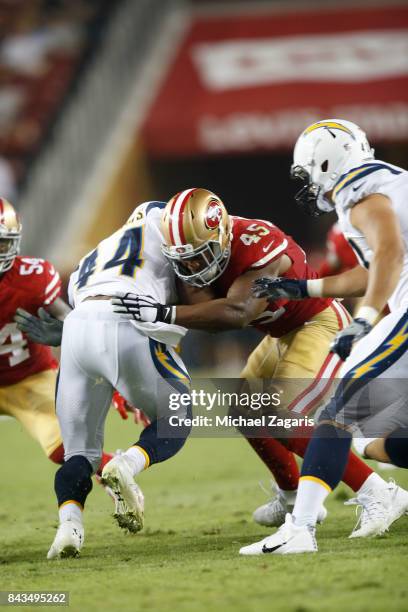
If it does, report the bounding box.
[250,239,288,268]
[45,271,60,295]
[43,285,61,306]
[333,163,402,199]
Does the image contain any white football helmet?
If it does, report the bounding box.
[291,119,375,216]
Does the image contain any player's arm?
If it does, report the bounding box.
[312,264,368,298]
[46,297,71,319]
[175,276,216,305]
[172,263,279,331]
[112,258,284,331]
[349,194,404,314]
[328,194,404,360]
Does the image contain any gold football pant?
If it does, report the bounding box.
[241,302,351,413]
[0,368,62,457]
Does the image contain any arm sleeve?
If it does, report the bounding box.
[42,260,62,306]
[245,223,289,270]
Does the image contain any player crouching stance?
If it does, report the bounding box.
[45,202,191,559]
[240,119,408,555]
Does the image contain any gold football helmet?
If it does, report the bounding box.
[0,198,22,273]
[161,188,232,287]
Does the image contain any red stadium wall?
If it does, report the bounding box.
[142,3,408,157]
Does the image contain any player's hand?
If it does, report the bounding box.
[112,390,130,419]
[111,293,176,324]
[253,277,308,301]
[112,391,150,427]
[14,307,63,346]
[330,318,372,361]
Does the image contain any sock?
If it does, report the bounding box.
[55,455,93,508]
[247,437,299,490]
[136,415,191,465]
[293,424,352,527]
[58,501,83,524]
[293,479,330,527]
[384,427,408,468]
[124,446,149,476]
[286,435,374,492]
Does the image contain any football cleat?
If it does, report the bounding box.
[47,519,84,560]
[386,480,408,528]
[100,455,144,534]
[253,483,327,527]
[239,513,317,556]
[346,490,389,538]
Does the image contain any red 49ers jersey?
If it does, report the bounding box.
[0,256,61,386]
[214,216,332,337]
[318,222,358,277]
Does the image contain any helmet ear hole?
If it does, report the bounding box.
[321,160,328,172]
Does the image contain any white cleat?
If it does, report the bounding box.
[253,483,327,527]
[346,490,389,538]
[386,480,408,529]
[47,519,84,560]
[101,455,144,534]
[240,513,317,556]
[347,479,408,538]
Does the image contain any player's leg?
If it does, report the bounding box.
[240,336,302,522]
[0,369,114,472]
[249,304,381,527]
[240,308,408,555]
[272,305,408,537]
[101,329,191,533]
[47,312,117,559]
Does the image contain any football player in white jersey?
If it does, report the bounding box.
[241,119,408,555]
[44,201,191,559]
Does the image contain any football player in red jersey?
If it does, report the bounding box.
[318,222,358,277]
[113,188,407,538]
[0,197,113,471]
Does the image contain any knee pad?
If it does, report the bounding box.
[384,428,408,468]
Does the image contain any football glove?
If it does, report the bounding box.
[330,318,372,361]
[111,293,176,324]
[253,277,308,301]
[111,391,150,426]
[14,307,63,346]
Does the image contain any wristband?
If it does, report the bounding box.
[306,278,324,297]
[354,306,379,326]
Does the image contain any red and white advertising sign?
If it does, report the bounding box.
[142,4,408,156]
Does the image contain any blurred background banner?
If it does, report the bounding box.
[142,4,408,156]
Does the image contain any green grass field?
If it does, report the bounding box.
[1,413,408,612]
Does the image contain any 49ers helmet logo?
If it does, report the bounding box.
[205,200,222,230]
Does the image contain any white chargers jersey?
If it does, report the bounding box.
[333,160,408,311]
[68,201,187,346]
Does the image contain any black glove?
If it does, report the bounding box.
[253,277,309,301]
[330,318,372,361]
[14,307,64,346]
[111,294,175,324]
